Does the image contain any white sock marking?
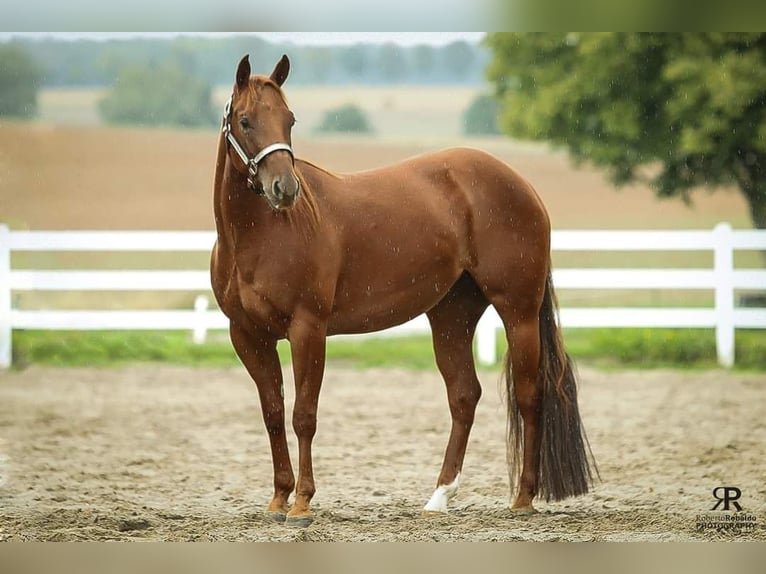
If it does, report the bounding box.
[423,473,460,513]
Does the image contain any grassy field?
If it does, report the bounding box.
[2,86,763,369]
[12,329,766,371]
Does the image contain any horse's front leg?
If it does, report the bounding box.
[229,322,295,521]
[285,311,327,527]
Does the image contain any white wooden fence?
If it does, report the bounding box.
[1,222,765,369]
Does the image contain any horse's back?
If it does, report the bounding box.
[328,147,547,221]
[383,147,552,253]
[309,146,552,265]
[359,147,548,227]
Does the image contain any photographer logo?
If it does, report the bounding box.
[695,486,757,534]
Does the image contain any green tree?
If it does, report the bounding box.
[486,33,766,230]
[0,44,41,118]
[463,93,501,135]
[315,104,373,134]
[99,60,216,128]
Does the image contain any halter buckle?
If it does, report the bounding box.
[222,97,232,134]
[247,160,260,193]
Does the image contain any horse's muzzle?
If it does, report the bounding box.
[267,175,301,210]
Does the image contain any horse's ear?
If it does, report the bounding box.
[236,55,250,90]
[270,54,290,87]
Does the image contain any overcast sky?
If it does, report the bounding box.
[3,32,486,46]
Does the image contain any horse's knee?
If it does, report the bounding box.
[262,408,286,436]
[292,408,317,438]
[275,468,295,492]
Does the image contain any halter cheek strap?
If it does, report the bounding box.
[222,95,295,194]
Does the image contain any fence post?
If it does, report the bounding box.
[0,225,11,368]
[192,295,209,345]
[713,222,735,368]
[475,310,497,366]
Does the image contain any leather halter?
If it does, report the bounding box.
[221,95,295,194]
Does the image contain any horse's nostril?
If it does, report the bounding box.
[273,177,299,204]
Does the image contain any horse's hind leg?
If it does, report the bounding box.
[484,276,594,513]
[423,273,488,515]
[502,310,542,512]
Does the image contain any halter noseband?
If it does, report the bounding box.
[222,95,295,194]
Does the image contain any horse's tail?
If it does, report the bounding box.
[504,267,598,502]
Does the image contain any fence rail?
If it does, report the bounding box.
[1,223,765,369]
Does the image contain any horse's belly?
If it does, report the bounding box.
[327,265,461,335]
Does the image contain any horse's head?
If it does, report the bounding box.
[224,54,300,210]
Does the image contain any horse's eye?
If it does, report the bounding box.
[239,117,251,130]
[290,114,296,127]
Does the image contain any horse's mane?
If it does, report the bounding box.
[289,168,320,233]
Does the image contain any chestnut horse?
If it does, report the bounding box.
[210,54,596,527]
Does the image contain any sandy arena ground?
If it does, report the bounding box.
[0,364,764,541]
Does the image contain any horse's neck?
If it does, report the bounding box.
[213,131,227,191]
[213,135,262,244]
[212,133,231,236]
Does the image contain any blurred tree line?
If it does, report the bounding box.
[486,33,766,231]
[98,60,217,128]
[8,36,488,87]
[0,44,41,117]
[1,35,487,130]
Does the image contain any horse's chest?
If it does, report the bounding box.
[213,250,295,337]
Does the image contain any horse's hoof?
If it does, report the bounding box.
[509,505,538,516]
[285,514,314,528]
[266,510,287,523]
